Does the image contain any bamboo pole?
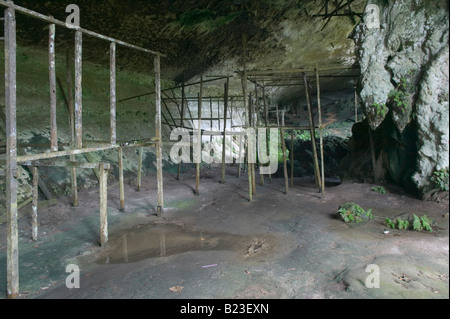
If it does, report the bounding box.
[290,130,294,187]
[249,93,256,195]
[177,83,185,180]
[281,128,289,194]
[194,77,203,196]
[316,65,325,196]
[136,147,143,191]
[5,4,19,299]
[118,146,125,211]
[154,55,164,214]
[74,31,83,149]
[110,42,117,145]
[209,97,213,143]
[241,33,252,201]
[255,82,264,186]
[99,163,108,247]
[302,72,321,190]
[66,48,78,207]
[31,166,38,241]
[49,23,57,152]
[220,78,229,183]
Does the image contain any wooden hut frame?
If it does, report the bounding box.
[0,1,165,299]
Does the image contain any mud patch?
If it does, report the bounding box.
[98,223,278,264]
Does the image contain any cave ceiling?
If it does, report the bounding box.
[12,0,367,101]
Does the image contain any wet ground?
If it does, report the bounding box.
[0,164,448,299]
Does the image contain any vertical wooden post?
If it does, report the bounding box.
[195,76,203,196]
[281,128,289,194]
[290,130,294,187]
[220,78,229,183]
[177,83,185,180]
[255,82,264,186]
[209,97,213,143]
[66,48,78,207]
[241,33,252,201]
[49,23,57,152]
[263,85,272,182]
[154,55,164,214]
[5,5,19,299]
[237,134,243,178]
[99,163,108,247]
[74,31,83,149]
[118,146,125,211]
[136,147,143,192]
[303,72,321,190]
[110,42,117,145]
[31,166,39,241]
[354,89,358,123]
[316,65,325,196]
[249,93,256,195]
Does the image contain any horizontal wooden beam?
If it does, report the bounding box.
[17,160,111,170]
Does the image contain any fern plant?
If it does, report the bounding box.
[385,218,396,229]
[420,215,433,232]
[397,218,410,230]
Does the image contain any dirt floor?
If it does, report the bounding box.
[0,164,448,299]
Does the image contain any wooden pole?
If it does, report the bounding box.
[220,78,229,183]
[290,130,294,187]
[99,163,108,247]
[250,93,256,195]
[281,128,289,194]
[303,72,321,190]
[66,48,78,207]
[154,55,164,214]
[194,77,203,196]
[49,23,57,152]
[316,65,325,196]
[74,31,83,149]
[118,146,125,211]
[354,89,358,123]
[136,147,143,191]
[255,82,264,186]
[5,5,19,299]
[110,42,117,145]
[209,97,213,142]
[177,83,185,180]
[31,166,38,241]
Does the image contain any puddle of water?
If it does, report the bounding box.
[99,224,246,264]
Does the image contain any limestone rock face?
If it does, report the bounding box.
[354,0,449,197]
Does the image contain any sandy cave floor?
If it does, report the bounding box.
[0,164,448,299]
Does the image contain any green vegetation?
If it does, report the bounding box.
[388,78,411,115]
[430,168,449,191]
[285,130,330,142]
[371,186,386,194]
[373,102,388,117]
[385,214,432,232]
[397,218,410,230]
[337,202,373,223]
[385,218,396,229]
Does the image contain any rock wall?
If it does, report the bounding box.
[353,0,449,198]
